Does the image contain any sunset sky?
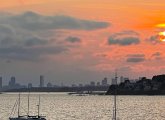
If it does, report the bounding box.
[0,0,165,86]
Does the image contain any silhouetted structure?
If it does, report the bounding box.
[97,82,100,86]
[120,76,124,83]
[79,84,83,87]
[40,75,44,87]
[28,83,33,88]
[9,76,16,87]
[47,82,53,87]
[106,74,165,95]
[102,77,108,86]
[111,78,116,85]
[90,81,95,86]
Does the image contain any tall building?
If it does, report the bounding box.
[71,84,77,87]
[79,84,83,87]
[47,82,52,87]
[120,76,124,83]
[28,83,33,88]
[0,77,2,89]
[111,78,116,85]
[102,77,108,86]
[90,81,95,86]
[40,75,44,87]
[97,82,100,86]
[9,76,16,87]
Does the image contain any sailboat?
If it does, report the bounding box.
[112,70,118,120]
[9,93,46,120]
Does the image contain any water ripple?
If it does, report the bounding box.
[0,93,165,120]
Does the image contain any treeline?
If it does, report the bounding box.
[106,74,165,95]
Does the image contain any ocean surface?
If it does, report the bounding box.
[0,92,165,120]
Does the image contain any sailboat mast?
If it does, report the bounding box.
[18,93,21,117]
[27,91,30,116]
[114,70,117,120]
[38,94,40,118]
[112,70,117,120]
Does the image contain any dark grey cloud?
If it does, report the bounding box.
[0,27,67,61]
[0,46,67,61]
[0,23,66,61]
[108,30,140,46]
[126,54,145,63]
[1,11,110,31]
[65,36,81,43]
[108,37,140,46]
[0,11,110,61]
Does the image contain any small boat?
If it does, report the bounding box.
[9,93,46,120]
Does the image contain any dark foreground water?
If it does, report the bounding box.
[0,92,165,120]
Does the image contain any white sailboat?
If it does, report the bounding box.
[9,93,46,120]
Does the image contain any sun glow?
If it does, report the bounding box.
[159,31,165,42]
[156,23,165,28]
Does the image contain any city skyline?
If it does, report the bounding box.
[0,0,165,85]
[0,75,110,87]
[0,74,147,88]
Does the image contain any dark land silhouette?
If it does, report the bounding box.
[2,74,165,95]
[106,74,165,95]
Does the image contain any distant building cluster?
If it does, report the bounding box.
[0,75,57,91]
[0,75,111,92]
[71,77,109,88]
[1,76,26,91]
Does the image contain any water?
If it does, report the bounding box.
[0,93,165,120]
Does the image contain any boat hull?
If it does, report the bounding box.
[9,117,46,120]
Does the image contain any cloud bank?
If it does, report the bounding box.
[0,11,109,61]
[1,11,110,31]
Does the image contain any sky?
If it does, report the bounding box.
[0,0,165,86]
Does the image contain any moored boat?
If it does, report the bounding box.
[9,93,46,120]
